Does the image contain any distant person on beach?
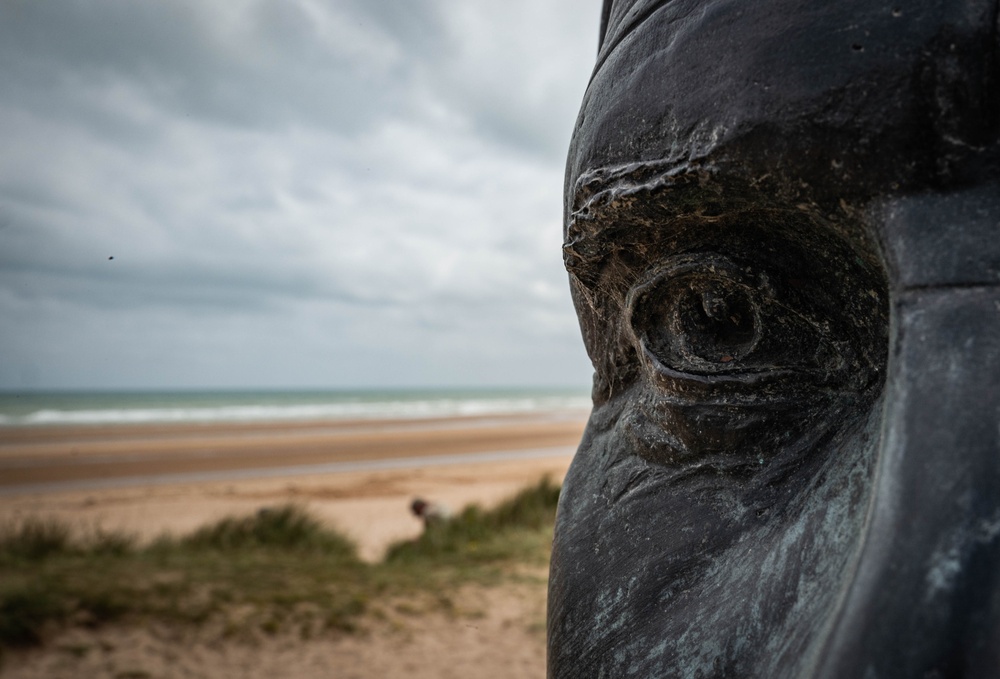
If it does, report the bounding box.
[410,498,450,527]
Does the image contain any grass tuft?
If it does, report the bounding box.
[0,517,74,561]
[178,505,358,557]
[384,476,560,564]
[87,529,137,557]
[0,585,65,646]
[0,518,138,563]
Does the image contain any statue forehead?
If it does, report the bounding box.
[570,0,1000,204]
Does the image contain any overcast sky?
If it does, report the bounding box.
[0,0,601,391]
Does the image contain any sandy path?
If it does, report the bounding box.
[2,582,551,679]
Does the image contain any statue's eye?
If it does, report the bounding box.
[662,275,759,368]
[626,255,844,384]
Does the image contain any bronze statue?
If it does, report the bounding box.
[548,0,1000,676]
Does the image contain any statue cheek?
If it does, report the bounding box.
[550,399,883,678]
[617,395,853,475]
[548,430,750,677]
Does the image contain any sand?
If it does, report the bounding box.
[2,582,551,679]
[0,412,586,678]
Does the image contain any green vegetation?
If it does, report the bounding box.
[386,476,560,565]
[0,477,560,650]
[178,505,358,556]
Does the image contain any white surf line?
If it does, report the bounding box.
[0,446,578,498]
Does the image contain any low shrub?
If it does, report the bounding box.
[0,517,74,561]
[384,476,560,563]
[178,505,358,558]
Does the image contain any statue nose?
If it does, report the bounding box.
[815,188,1000,678]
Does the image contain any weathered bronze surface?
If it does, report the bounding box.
[548,1,1000,676]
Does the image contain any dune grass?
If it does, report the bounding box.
[385,476,560,565]
[0,477,560,650]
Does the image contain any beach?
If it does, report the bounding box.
[0,411,585,560]
[0,410,586,679]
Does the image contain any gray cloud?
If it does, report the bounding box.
[0,0,600,389]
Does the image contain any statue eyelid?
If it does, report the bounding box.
[625,254,848,392]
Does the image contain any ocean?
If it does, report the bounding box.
[0,388,592,427]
